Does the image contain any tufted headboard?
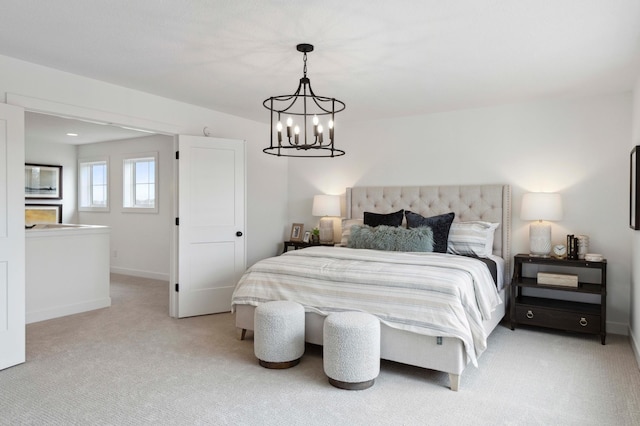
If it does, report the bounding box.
[346,184,512,279]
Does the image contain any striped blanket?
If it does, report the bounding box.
[231,246,502,366]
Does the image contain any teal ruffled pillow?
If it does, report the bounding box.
[347,224,434,252]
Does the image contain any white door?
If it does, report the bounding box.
[177,136,245,317]
[0,103,25,370]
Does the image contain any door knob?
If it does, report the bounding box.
[236,231,243,237]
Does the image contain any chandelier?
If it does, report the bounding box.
[263,43,346,158]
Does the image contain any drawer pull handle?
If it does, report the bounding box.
[579,317,588,327]
[526,310,534,319]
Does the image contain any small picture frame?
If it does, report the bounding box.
[290,223,304,242]
[302,231,311,243]
[25,163,63,199]
[25,204,62,226]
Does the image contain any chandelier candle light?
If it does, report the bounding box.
[520,192,563,257]
[263,43,346,158]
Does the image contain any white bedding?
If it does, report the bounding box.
[231,246,502,366]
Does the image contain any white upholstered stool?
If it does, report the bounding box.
[254,301,305,369]
[323,311,380,390]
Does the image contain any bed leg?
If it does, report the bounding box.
[449,373,460,392]
[237,328,247,341]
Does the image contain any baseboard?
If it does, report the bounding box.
[630,326,640,370]
[110,266,169,281]
[26,297,111,324]
[607,320,629,336]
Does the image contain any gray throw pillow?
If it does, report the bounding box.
[347,224,434,252]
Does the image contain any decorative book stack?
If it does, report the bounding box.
[537,272,579,287]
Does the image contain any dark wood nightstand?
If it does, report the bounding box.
[510,253,607,344]
[282,240,334,254]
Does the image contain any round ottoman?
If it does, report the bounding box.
[323,311,380,390]
[254,301,305,369]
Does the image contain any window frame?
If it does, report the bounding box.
[122,151,159,214]
[78,157,110,212]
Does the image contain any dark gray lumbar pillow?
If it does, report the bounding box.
[363,209,404,227]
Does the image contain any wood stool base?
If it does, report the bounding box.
[328,377,375,390]
[258,358,301,369]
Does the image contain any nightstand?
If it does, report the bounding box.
[510,254,607,344]
[282,240,334,254]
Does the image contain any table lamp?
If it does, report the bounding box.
[312,194,340,244]
[521,192,562,257]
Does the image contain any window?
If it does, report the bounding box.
[78,158,109,211]
[123,152,158,213]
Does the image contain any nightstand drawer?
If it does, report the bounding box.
[515,305,600,334]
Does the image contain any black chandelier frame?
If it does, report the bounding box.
[263,43,346,158]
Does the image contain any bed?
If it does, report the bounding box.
[233,184,511,391]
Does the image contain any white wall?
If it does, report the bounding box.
[77,135,173,280]
[288,93,632,334]
[631,75,640,366]
[0,54,289,269]
[24,140,77,224]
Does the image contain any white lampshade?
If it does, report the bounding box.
[521,192,562,221]
[521,192,562,257]
[312,195,340,244]
[312,195,340,217]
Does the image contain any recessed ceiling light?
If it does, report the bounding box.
[66,133,78,136]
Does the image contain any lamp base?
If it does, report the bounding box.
[319,217,334,244]
[529,222,551,257]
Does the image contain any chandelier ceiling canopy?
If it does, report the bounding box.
[263,43,346,158]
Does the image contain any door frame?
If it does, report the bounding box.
[0,103,26,370]
[7,94,184,317]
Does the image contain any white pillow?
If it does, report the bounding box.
[339,218,364,247]
[447,221,499,257]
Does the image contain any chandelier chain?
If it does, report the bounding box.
[303,52,307,77]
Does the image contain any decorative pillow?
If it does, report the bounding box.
[405,211,455,253]
[447,221,500,257]
[339,218,364,247]
[347,224,434,252]
[363,209,404,227]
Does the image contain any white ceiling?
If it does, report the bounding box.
[2,0,640,128]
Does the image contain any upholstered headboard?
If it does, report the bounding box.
[346,184,512,279]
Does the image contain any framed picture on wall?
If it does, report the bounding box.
[290,223,304,242]
[25,163,62,199]
[25,204,62,226]
[631,146,640,230]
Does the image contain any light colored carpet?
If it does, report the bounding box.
[1,274,639,425]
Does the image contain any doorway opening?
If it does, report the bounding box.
[14,94,181,317]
